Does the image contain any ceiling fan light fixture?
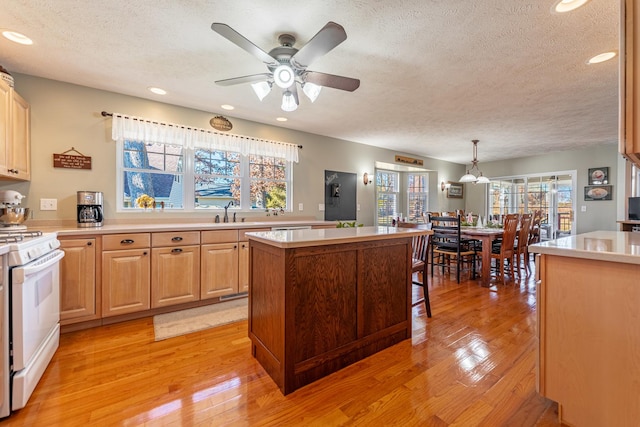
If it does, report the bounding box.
[281,90,298,112]
[251,81,272,101]
[273,65,295,89]
[302,82,322,102]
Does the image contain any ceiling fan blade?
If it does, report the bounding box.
[211,23,278,66]
[215,73,272,86]
[290,22,347,68]
[305,71,360,92]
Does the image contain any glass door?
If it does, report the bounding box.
[488,172,576,240]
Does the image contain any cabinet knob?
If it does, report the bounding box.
[171,236,183,242]
[121,239,134,245]
[171,248,183,253]
[143,251,148,256]
[87,241,92,246]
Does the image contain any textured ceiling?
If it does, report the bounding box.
[0,0,619,165]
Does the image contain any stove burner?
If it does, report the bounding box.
[0,230,43,244]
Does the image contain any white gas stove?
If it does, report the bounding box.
[0,229,60,267]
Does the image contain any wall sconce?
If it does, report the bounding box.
[441,181,451,192]
[363,172,371,185]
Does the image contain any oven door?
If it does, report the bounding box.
[11,248,64,410]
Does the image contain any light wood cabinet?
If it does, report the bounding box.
[59,238,98,324]
[102,234,150,317]
[0,80,30,180]
[151,232,200,308]
[537,253,640,426]
[621,0,640,166]
[201,242,238,299]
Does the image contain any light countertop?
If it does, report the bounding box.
[246,226,431,249]
[32,220,334,236]
[529,231,640,265]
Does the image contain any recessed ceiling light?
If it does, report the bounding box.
[276,117,288,122]
[552,0,590,13]
[2,30,33,45]
[148,87,167,95]
[221,104,234,110]
[587,51,617,64]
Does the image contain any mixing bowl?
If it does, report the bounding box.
[0,207,30,225]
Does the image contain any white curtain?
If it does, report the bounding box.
[110,113,299,163]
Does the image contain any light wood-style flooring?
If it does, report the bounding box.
[4,264,561,426]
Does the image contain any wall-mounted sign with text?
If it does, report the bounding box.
[53,148,92,170]
[395,155,423,166]
[210,116,233,131]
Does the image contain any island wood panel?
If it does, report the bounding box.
[249,236,412,395]
[538,254,640,427]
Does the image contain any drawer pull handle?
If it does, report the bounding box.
[171,236,183,242]
[171,248,183,253]
[121,239,135,245]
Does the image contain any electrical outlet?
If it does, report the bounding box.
[581,205,587,212]
[40,198,57,211]
[319,203,325,211]
[298,203,304,211]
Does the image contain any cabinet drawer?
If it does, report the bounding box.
[238,228,271,241]
[103,233,150,250]
[152,231,200,247]
[201,230,238,244]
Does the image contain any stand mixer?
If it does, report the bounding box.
[0,190,29,229]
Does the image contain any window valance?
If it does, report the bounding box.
[110,113,299,162]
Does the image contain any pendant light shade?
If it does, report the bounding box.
[459,140,489,184]
[251,81,272,101]
[281,90,298,112]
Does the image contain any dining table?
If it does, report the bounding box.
[460,226,505,287]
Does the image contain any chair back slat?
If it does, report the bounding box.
[517,214,532,252]
[499,214,519,257]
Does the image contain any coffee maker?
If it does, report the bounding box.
[77,191,103,227]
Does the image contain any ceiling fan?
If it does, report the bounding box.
[211,21,360,112]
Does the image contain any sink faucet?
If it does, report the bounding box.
[223,201,234,223]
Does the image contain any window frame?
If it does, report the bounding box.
[116,139,293,212]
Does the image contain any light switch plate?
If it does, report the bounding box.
[298,203,304,211]
[319,203,325,211]
[40,198,57,211]
[581,205,587,212]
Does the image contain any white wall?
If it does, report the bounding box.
[4,74,466,226]
[464,144,623,233]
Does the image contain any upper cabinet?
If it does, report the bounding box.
[0,79,30,181]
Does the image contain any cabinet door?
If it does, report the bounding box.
[151,245,200,308]
[102,248,150,317]
[9,91,29,180]
[239,241,250,293]
[60,238,98,323]
[201,242,238,299]
[0,80,9,176]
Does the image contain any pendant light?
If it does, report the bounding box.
[459,140,490,183]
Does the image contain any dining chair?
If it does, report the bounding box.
[428,214,476,284]
[527,210,543,263]
[514,213,532,276]
[490,213,519,284]
[397,222,432,317]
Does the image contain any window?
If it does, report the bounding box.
[119,141,292,211]
[112,113,297,212]
[407,173,429,221]
[376,170,399,226]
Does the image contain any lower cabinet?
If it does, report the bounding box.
[59,237,99,324]
[102,234,151,317]
[201,241,239,299]
[151,232,200,308]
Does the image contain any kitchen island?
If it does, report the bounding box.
[529,231,640,427]
[246,226,430,395]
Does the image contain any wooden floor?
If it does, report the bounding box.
[4,263,562,426]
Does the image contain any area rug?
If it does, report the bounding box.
[153,298,248,341]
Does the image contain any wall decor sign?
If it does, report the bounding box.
[584,185,612,201]
[447,181,464,199]
[395,155,423,166]
[588,167,609,185]
[53,147,92,170]
[210,115,233,131]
